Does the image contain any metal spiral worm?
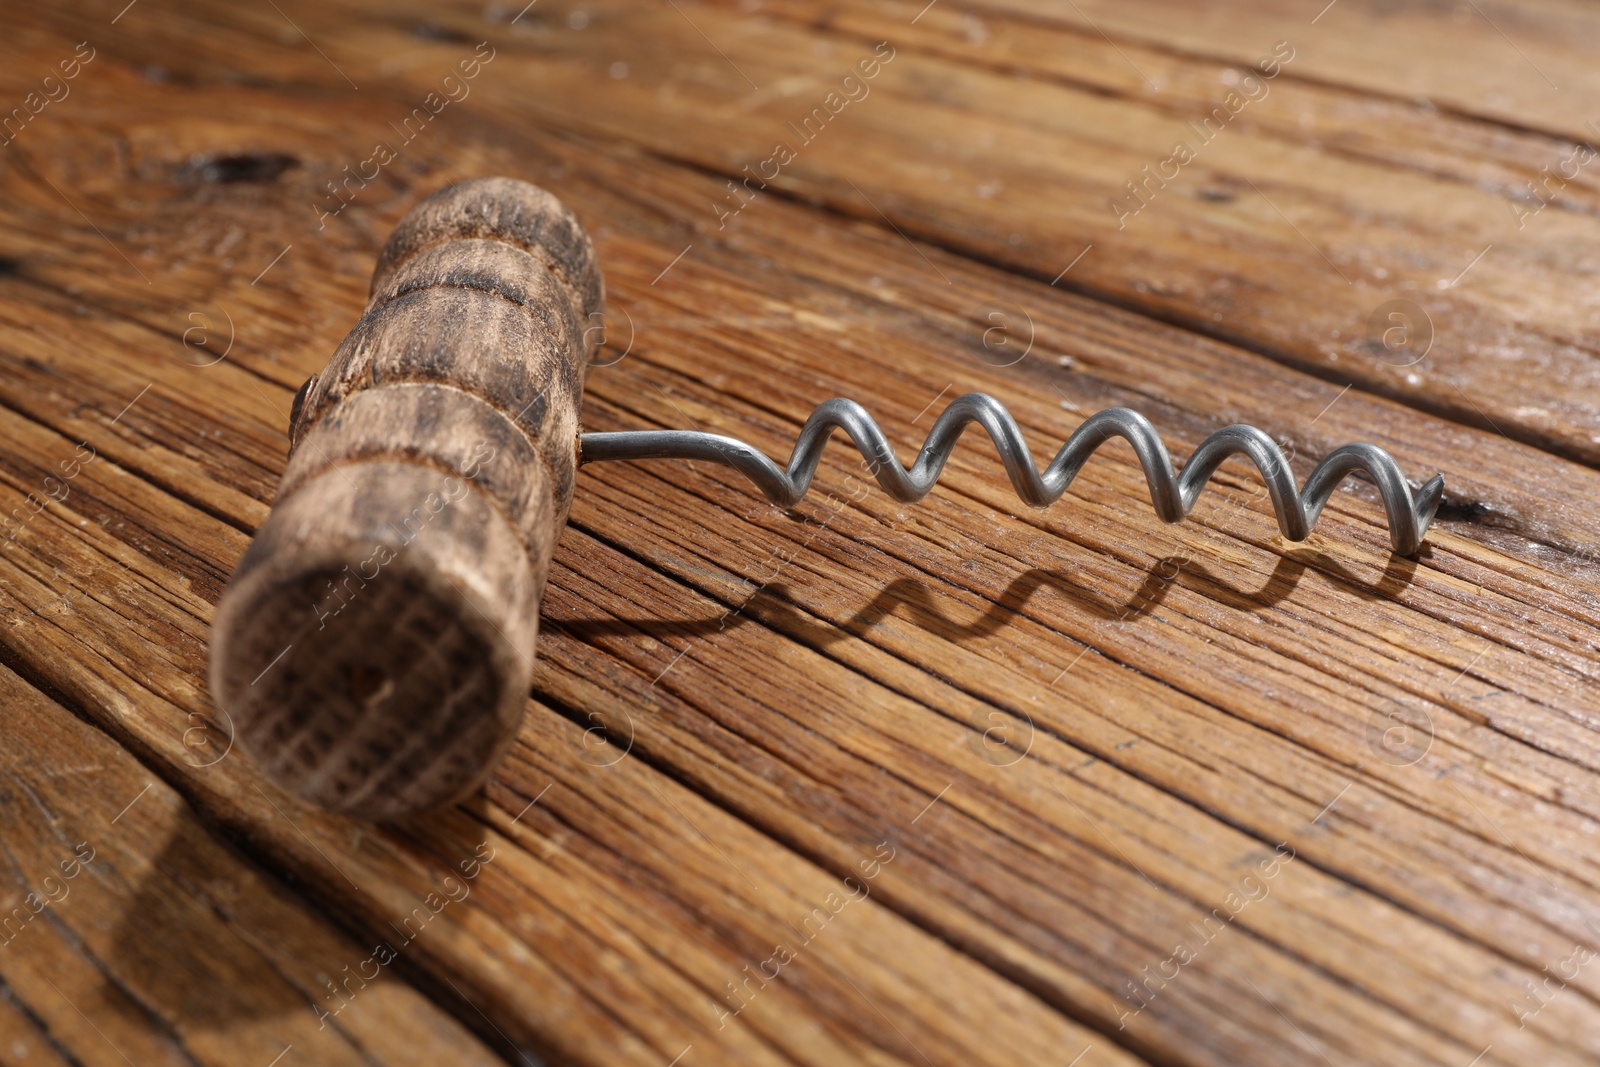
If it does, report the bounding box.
[580,393,1445,555]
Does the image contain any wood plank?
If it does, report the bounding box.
[958,0,1600,142]
[147,0,1599,466]
[19,0,1600,461]
[0,661,502,1066]
[0,984,76,1067]
[0,4,1598,1066]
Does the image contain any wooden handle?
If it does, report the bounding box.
[209,178,602,821]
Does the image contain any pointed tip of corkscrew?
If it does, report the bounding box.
[1416,473,1446,536]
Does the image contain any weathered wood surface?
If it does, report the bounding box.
[0,661,503,1067]
[0,1,1598,1065]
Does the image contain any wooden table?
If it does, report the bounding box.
[3,2,1598,1064]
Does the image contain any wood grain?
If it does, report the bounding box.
[0,2,1596,1065]
[0,661,502,1066]
[283,0,1600,464]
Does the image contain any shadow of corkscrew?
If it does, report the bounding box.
[549,548,1419,647]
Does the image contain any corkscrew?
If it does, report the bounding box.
[209,178,1444,821]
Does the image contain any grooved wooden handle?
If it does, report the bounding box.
[209,178,602,821]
